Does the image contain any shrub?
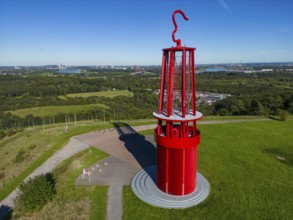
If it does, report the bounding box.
[0,131,5,139]
[0,171,5,180]
[15,173,56,213]
[29,144,37,150]
[279,110,289,121]
[14,150,27,163]
[6,129,16,137]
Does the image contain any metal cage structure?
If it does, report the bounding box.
[153,10,203,196]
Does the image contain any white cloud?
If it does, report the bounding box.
[219,0,231,13]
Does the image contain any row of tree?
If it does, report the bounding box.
[0,71,292,131]
[197,71,293,116]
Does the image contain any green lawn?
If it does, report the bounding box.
[124,121,293,220]
[2,119,293,219]
[7,104,109,117]
[59,90,133,99]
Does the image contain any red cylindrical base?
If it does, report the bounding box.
[156,143,198,196]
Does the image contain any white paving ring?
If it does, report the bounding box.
[131,165,210,209]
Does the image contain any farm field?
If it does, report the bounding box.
[59,90,133,99]
[7,104,109,118]
[124,120,293,220]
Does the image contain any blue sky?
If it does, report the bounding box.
[0,0,292,66]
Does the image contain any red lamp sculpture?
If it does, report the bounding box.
[131,10,209,208]
[153,9,202,196]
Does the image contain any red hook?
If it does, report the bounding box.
[172,10,189,47]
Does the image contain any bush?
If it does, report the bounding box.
[6,129,16,137]
[0,171,5,180]
[15,173,56,213]
[0,131,5,139]
[14,150,27,163]
[279,110,289,121]
[29,144,37,150]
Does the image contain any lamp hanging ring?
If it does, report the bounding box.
[172,10,189,47]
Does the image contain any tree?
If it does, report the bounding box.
[250,99,266,115]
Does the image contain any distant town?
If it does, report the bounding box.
[1,62,293,76]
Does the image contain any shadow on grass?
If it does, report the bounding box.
[266,116,281,121]
[113,122,156,182]
[0,205,12,220]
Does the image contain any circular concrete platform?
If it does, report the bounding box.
[131,165,210,209]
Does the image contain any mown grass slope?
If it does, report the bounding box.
[1,119,292,219]
[124,121,293,220]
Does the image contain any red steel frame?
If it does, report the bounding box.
[153,10,203,196]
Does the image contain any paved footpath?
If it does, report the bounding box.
[107,185,123,220]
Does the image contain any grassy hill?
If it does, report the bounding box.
[1,119,292,219]
[124,120,293,220]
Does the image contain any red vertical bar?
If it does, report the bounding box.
[158,51,167,114]
[190,49,196,115]
[182,49,186,117]
[157,146,166,192]
[165,147,169,193]
[194,146,198,189]
[184,122,187,137]
[166,121,170,137]
[157,120,162,135]
[194,49,197,112]
[167,50,174,117]
[184,147,196,194]
[193,121,197,136]
[182,147,185,195]
[168,50,175,117]
[169,148,183,195]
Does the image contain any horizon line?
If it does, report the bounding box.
[1,61,293,68]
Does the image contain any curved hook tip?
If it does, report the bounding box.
[172,10,189,47]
